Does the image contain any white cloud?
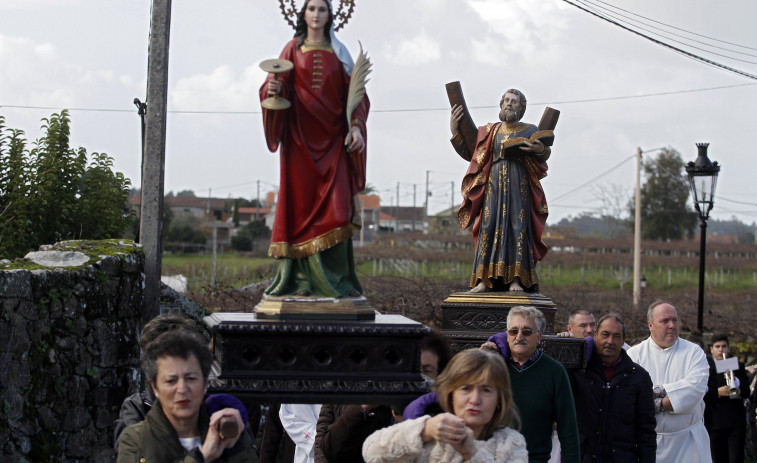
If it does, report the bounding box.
[0,33,139,108]
[467,0,568,63]
[0,0,80,11]
[382,33,441,66]
[170,64,267,112]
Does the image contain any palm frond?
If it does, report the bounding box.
[345,42,372,148]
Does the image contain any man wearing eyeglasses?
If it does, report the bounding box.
[483,306,580,463]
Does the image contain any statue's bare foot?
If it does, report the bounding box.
[470,282,491,293]
[508,279,524,292]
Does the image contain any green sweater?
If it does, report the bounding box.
[508,353,580,463]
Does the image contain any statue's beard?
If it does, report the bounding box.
[499,108,520,122]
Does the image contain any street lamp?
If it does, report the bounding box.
[685,142,720,334]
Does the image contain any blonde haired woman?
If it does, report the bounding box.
[362,349,527,463]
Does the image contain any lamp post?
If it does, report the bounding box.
[685,143,720,334]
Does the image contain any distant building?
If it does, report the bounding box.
[128,194,228,222]
[378,206,427,233]
[427,205,467,235]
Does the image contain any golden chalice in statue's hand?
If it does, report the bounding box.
[260,58,294,110]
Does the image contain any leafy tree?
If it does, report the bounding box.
[245,219,271,239]
[361,183,378,194]
[231,228,253,252]
[629,148,697,241]
[590,183,631,239]
[0,111,133,259]
[165,215,206,244]
[176,189,196,197]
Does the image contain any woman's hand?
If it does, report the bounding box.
[421,413,467,445]
[201,407,244,462]
[346,126,365,153]
[267,77,282,97]
[422,414,478,459]
[450,426,478,460]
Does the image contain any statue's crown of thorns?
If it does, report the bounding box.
[279,0,355,31]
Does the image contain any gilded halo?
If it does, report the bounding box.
[278,0,355,32]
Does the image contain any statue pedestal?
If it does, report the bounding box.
[255,294,375,320]
[204,312,431,404]
[440,291,586,370]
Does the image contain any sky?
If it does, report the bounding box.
[1,0,756,226]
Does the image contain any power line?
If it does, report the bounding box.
[591,0,757,51]
[1,82,755,115]
[577,0,757,61]
[561,0,757,80]
[716,195,757,207]
[551,154,636,204]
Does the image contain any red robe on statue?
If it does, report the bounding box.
[260,39,369,261]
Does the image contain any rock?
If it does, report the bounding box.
[1,387,24,420]
[65,429,93,458]
[16,435,31,455]
[24,251,90,268]
[0,270,32,298]
[97,256,122,276]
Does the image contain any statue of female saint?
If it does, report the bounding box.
[260,0,369,298]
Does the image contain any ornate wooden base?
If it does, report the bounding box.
[440,291,587,370]
[255,294,376,320]
[441,291,557,334]
[204,312,431,404]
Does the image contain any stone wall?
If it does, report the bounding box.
[0,240,144,462]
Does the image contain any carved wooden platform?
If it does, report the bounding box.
[441,291,557,334]
[204,312,432,404]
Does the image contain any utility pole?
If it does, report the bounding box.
[412,184,417,232]
[396,182,400,233]
[256,180,261,221]
[207,188,211,218]
[425,170,430,234]
[633,147,642,309]
[140,0,172,321]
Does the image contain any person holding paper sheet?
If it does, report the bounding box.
[704,333,750,463]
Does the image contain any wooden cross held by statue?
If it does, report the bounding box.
[445,81,560,162]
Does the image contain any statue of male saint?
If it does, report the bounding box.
[450,89,553,293]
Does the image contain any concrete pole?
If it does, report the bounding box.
[212,220,217,286]
[633,147,642,309]
[396,182,400,232]
[140,0,172,321]
[425,170,430,234]
[256,180,261,221]
[412,184,417,232]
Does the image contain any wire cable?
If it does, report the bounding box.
[2,82,755,115]
[577,0,757,60]
[591,0,757,51]
[551,154,636,204]
[561,0,757,80]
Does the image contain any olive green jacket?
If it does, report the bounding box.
[117,399,258,463]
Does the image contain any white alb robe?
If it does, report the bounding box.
[627,337,711,463]
[280,403,322,463]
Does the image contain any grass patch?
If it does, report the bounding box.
[162,254,274,290]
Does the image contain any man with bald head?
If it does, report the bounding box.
[627,300,712,463]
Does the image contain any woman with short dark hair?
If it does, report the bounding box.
[117,330,256,462]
